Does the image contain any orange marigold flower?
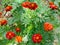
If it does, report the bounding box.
[44,22,53,31]
[15,36,22,43]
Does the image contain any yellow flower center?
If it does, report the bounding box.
[9,33,11,35]
[36,36,39,39]
[32,4,34,7]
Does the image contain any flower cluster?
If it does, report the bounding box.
[49,2,58,10]
[22,1,38,10]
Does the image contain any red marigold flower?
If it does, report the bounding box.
[32,34,42,43]
[6,31,16,40]
[15,27,21,32]
[28,2,38,10]
[49,2,54,5]
[1,19,7,25]
[44,22,53,31]
[22,1,31,8]
[5,6,12,12]
[0,12,2,18]
[49,4,58,10]
[0,12,2,15]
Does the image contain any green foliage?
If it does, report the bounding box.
[0,0,60,45]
